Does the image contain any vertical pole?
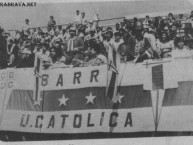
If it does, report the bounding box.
[155,89,159,132]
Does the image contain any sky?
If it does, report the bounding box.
[0,0,192,31]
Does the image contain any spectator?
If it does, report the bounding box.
[7,39,19,67]
[50,31,61,47]
[48,46,66,65]
[67,27,84,60]
[117,32,136,61]
[77,27,85,39]
[143,15,151,26]
[156,32,173,58]
[2,9,193,70]
[95,26,103,42]
[169,24,177,40]
[134,31,145,56]
[57,25,63,35]
[103,28,114,52]
[93,13,100,27]
[153,17,159,28]
[22,19,30,36]
[47,16,56,32]
[81,12,87,25]
[85,21,96,33]
[39,43,50,60]
[84,29,97,42]
[73,10,81,24]
[189,11,193,19]
[83,39,107,66]
[167,13,175,25]
[111,31,123,51]
[93,13,100,22]
[143,28,160,59]
[33,41,42,56]
[178,14,186,22]
[17,44,33,68]
[184,25,193,49]
[172,37,193,58]
[178,28,185,38]
[115,23,120,32]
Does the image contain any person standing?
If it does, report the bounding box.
[66,27,84,63]
[111,31,123,51]
[73,10,82,24]
[93,13,100,27]
[81,12,87,26]
[47,16,56,32]
[7,39,19,67]
[22,19,30,36]
[117,32,136,61]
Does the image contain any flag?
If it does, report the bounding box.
[106,43,120,102]
[33,55,42,105]
[4,84,153,133]
[151,64,165,131]
[1,62,154,134]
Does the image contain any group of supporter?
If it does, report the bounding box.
[1,10,193,69]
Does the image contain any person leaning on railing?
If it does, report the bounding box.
[117,32,136,62]
[156,31,174,58]
[42,46,67,69]
[72,39,107,67]
[172,37,193,58]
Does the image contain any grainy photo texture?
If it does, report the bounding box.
[0,0,192,143]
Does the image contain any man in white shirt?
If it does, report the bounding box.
[22,19,30,36]
[143,28,160,59]
[73,10,82,24]
[81,12,87,25]
[111,31,123,51]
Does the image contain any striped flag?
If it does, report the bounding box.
[106,43,120,102]
[4,83,153,133]
[33,55,42,105]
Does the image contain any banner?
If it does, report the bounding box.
[1,85,154,133]
[1,58,193,133]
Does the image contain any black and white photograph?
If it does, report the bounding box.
[0,0,193,144]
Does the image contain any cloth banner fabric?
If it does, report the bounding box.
[1,59,193,133]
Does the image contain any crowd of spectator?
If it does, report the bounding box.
[0,10,193,69]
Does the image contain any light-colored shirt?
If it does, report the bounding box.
[22,23,30,31]
[156,40,174,52]
[73,14,82,23]
[89,54,107,66]
[171,47,193,58]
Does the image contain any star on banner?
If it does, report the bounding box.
[85,92,96,104]
[34,97,42,106]
[113,93,124,103]
[58,94,69,106]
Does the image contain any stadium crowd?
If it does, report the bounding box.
[0,10,193,69]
